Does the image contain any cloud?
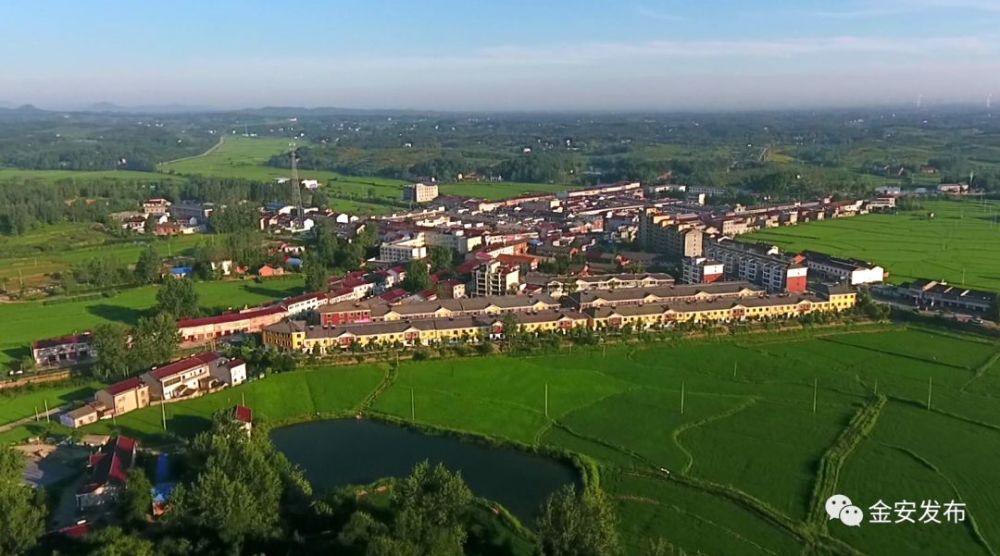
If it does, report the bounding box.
[634,5,687,22]
[814,0,1000,18]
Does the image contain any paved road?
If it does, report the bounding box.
[0,406,65,434]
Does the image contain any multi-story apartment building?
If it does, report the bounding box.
[681,257,725,284]
[472,260,520,296]
[705,238,807,293]
[380,235,428,262]
[403,183,439,203]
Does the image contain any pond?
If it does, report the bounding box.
[271,419,579,521]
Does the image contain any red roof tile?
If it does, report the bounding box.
[147,352,217,381]
[103,377,145,396]
[32,333,92,350]
[233,405,253,423]
[177,305,286,329]
[80,436,136,494]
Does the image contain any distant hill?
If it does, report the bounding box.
[83,101,218,114]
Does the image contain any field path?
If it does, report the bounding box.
[158,135,225,167]
[961,351,1000,393]
[883,442,997,556]
[805,395,886,532]
[672,396,759,474]
[0,405,64,433]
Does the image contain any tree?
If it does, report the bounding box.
[303,253,329,293]
[168,413,311,551]
[0,446,46,555]
[393,461,473,553]
[134,245,161,284]
[536,485,622,556]
[401,260,431,293]
[92,323,132,381]
[132,313,180,369]
[501,313,522,352]
[120,468,153,527]
[85,526,156,556]
[337,462,473,556]
[428,246,454,272]
[155,278,199,319]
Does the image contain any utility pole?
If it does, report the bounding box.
[43,400,50,423]
[812,378,818,414]
[680,381,686,414]
[34,406,39,422]
[874,378,878,397]
[161,401,167,430]
[241,392,246,407]
[290,144,304,230]
[544,383,549,418]
[733,361,738,380]
[410,388,415,421]
[927,377,933,410]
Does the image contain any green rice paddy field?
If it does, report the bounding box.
[9,326,998,554]
[749,199,1000,292]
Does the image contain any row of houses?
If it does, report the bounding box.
[318,293,562,326]
[522,272,675,297]
[263,285,857,353]
[61,353,247,428]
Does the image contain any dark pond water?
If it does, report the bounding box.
[270,419,578,521]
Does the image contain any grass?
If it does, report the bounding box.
[0,276,304,368]
[159,136,577,203]
[4,323,998,553]
[85,364,386,444]
[0,224,213,288]
[0,381,102,425]
[748,199,1000,292]
[0,168,181,182]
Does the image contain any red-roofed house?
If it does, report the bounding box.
[497,253,540,272]
[257,264,286,278]
[77,436,138,510]
[380,288,409,304]
[32,333,94,369]
[95,377,150,416]
[177,305,288,346]
[141,352,220,401]
[232,404,253,435]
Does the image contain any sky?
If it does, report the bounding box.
[2,0,999,111]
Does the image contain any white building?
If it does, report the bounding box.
[280,292,330,315]
[380,235,428,263]
[801,251,884,285]
[209,357,247,387]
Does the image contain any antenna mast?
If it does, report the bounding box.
[290,143,304,231]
